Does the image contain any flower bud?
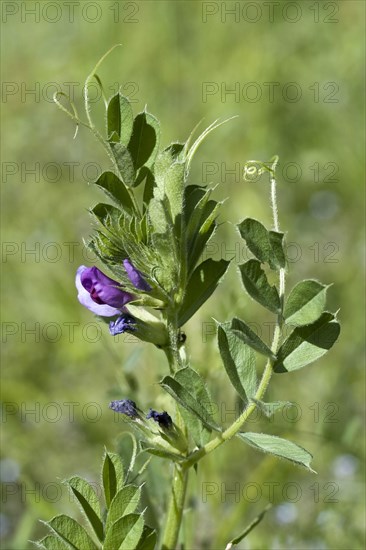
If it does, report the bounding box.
[109,399,139,419]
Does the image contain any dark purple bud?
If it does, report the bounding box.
[109,314,136,336]
[146,409,173,430]
[109,399,138,418]
[123,259,151,292]
[76,265,134,316]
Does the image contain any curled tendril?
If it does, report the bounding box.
[83,72,109,118]
[53,91,86,139]
[54,47,121,141]
[84,44,122,129]
[243,156,279,182]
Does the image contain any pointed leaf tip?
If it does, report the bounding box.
[274,312,340,373]
[284,279,330,326]
[238,432,316,472]
[217,321,257,402]
[239,259,281,314]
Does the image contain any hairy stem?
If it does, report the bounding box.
[270,170,280,232]
[164,315,183,374]
[161,464,189,550]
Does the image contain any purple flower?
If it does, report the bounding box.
[123,259,151,292]
[109,314,136,336]
[109,399,138,418]
[76,258,150,319]
[76,265,134,317]
[146,409,173,429]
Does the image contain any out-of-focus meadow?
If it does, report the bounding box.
[1,1,365,548]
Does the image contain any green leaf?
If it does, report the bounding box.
[160,373,220,433]
[150,236,177,292]
[238,218,285,270]
[284,279,330,326]
[107,93,134,146]
[230,318,274,358]
[269,231,286,268]
[153,151,172,198]
[47,515,98,550]
[148,197,169,234]
[250,399,293,418]
[134,166,156,196]
[65,476,103,541]
[188,200,219,274]
[119,516,144,550]
[183,185,206,223]
[183,186,219,273]
[274,312,340,373]
[134,166,148,187]
[128,112,158,170]
[184,187,212,241]
[91,203,122,225]
[94,172,134,214]
[142,170,155,212]
[138,166,154,193]
[103,513,144,550]
[227,504,271,546]
[217,322,257,402]
[144,112,160,167]
[175,367,215,446]
[106,485,141,532]
[109,144,136,188]
[178,259,230,327]
[238,433,315,472]
[164,142,185,160]
[139,442,184,462]
[102,451,124,509]
[154,150,185,222]
[165,162,185,221]
[239,259,281,314]
[138,526,157,550]
[35,535,70,550]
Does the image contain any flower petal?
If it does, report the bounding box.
[79,266,134,308]
[76,266,122,316]
[123,259,151,291]
[109,314,136,336]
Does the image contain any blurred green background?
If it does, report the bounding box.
[1,1,365,548]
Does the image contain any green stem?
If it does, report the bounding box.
[165,315,183,373]
[184,164,286,470]
[161,464,189,550]
[270,168,280,232]
[183,310,284,469]
[161,315,188,548]
[183,356,274,469]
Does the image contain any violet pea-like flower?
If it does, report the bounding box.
[123,259,151,292]
[76,260,150,317]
